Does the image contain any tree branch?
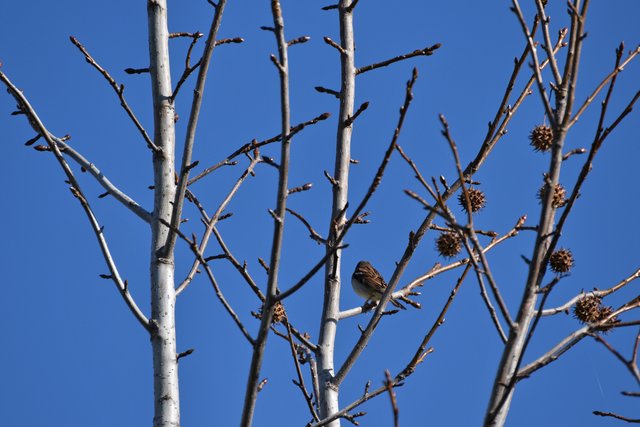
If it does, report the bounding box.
[356,44,441,75]
[176,154,260,296]
[165,0,228,256]
[241,2,292,425]
[0,70,150,331]
[332,69,420,387]
[68,36,160,152]
[188,112,330,186]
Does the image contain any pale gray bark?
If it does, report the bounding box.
[0,72,152,332]
[482,133,565,427]
[317,2,356,426]
[147,0,180,426]
[483,2,587,426]
[4,2,638,426]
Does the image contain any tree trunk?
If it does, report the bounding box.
[317,2,356,425]
[147,0,180,426]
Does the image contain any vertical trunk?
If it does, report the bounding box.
[147,1,179,426]
[483,127,567,427]
[317,2,355,425]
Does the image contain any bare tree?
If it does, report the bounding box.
[1,1,638,426]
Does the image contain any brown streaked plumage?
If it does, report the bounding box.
[351,261,407,309]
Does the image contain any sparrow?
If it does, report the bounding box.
[352,261,419,309]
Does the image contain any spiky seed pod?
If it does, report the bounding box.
[549,248,574,273]
[254,301,287,324]
[529,125,554,152]
[537,183,567,208]
[597,305,619,332]
[573,295,602,324]
[436,232,462,258]
[272,301,286,324]
[458,187,487,213]
[551,184,567,208]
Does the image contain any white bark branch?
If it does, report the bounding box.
[317,3,356,424]
[0,70,151,331]
[147,0,180,425]
[55,138,152,222]
[484,3,588,425]
[540,268,640,316]
[518,301,640,379]
[332,69,419,387]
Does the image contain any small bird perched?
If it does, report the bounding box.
[351,260,419,309]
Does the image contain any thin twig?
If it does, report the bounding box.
[440,114,513,333]
[344,101,369,127]
[539,268,640,316]
[569,45,640,127]
[286,208,326,244]
[560,1,590,127]
[465,22,566,188]
[211,225,265,301]
[313,264,473,427]
[483,17,542,148]
[593,332,640,384]
[518,301,640,379]
[395,144,437,200]
[202,262,256,345]
[338,216,526,320]
[312,264,472,427]
[189,112,330,185]
[270,321,318,354]
[356,44,441,74]
[158,216,256,345]
[548,88,640,271]
[176,155,260,296]
[68,36,159,152]
[332,69,421,387]
[314,86,340,98]
[165,0,228,256]
[533,0,563,85]
[509,2,555,124]
[592,411,640,423]
[285,320,320,422]
[323,36,346,55]
[384,370,399,427]
[397,264,471,380]
[0,70,150,331]
[279,69,419,302]
[241,3,292,426]
[171,35,203,103]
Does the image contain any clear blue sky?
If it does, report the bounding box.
[1,1,639,426]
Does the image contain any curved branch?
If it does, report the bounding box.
[56,139,152,222]
[540,268,640,316]
[0,70,150,331]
